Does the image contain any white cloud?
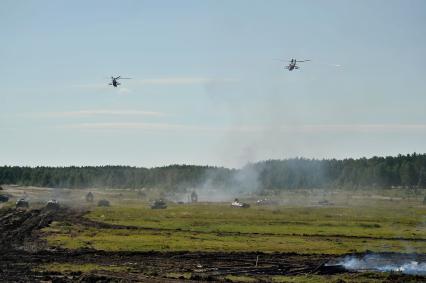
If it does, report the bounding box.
[72,77,239,90]
[59,122,426,133]
[37,109,166,118]
[62,122,204,131]
[117,87,132,95]
[71,83,109,90]
[133,77,239,85]
[287,124,426,133]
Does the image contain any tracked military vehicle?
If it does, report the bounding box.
[16,199,29,209]
[46,199,60,210]
[0,194,9,203]
[231,198,250,208]
[98,199,110,207]
[151,199,167,209]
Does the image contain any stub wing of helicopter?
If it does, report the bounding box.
[112,76,132,80]
[275,58,312,71]
[295,59,311,63]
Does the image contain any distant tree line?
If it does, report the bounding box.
[1,153,426,191]
[251,153,426,190]
[0,165,233,191]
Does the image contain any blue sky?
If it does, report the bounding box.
[1,0,426,167]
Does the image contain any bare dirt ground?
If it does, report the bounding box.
[0,205,425,282]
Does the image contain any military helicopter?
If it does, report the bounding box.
[285,58,311,71]
[109,76,131,87]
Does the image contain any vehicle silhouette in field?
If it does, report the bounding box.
[151,199,167,209]
[86,192,94,203]
[16,199,29,209]
[98,199,110,207]
[0,194,9,203]
[231,198,250,208]
[46,199,60,210]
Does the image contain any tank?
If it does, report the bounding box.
[0,194,9,203]
[97,199,110,207]
[231,198,250,208]
[151,199,167,209]
[46,199,60,209]
[16,199,29,209]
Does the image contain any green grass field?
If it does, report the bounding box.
[43,190,426,254]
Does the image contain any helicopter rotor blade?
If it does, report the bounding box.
[273,58,295,61]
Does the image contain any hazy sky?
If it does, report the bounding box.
[1,0,426,168]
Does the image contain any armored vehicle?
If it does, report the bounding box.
[98,199,110,207]
[16,198,29,209]
[231,198,250,208]
[0,194,9,203]
[151,199,167,209]
[46,199,60,209]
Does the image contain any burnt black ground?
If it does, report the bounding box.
[0,206,425,282]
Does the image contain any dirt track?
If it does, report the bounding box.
[0,206,425,282]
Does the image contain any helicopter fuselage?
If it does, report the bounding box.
[111,79,120,87]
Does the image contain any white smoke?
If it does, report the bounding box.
[338,254,426,276]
